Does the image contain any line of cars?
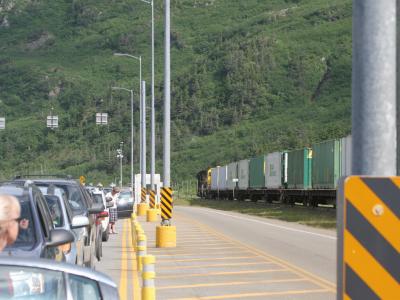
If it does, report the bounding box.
[197,135,352,207]
[0,175,124,299]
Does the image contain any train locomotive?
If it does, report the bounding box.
[197,135,352,207]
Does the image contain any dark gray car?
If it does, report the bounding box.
[14,177,104,268]
[0,183,74,262]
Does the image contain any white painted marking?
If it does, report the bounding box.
[194,208,337,240]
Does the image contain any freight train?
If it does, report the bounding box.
[196,136,351,207]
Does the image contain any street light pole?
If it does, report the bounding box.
[141,81,147,189]
[113,53,143,175]
[352,0,397,175]
[140,0,156,191]
[112,87,135,195]
[163,0,171,188]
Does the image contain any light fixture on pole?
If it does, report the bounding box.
[113,53,143,175]
[111,86,135,197]
[47,107,58,129]
[139,0,156,192]
[96,113,108,125]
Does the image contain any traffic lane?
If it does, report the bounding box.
[97,219,140,300]
[175,206,336,285]
[141,212,334,300]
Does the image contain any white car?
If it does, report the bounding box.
[91,190,111,242]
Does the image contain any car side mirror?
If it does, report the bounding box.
[46,229,74,248]
[71,215,90,229]
[88,203,104,214]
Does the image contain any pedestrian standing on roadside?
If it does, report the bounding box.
[105,187,119,234]
[0,195,21,252]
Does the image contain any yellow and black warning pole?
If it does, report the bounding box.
[337,177,400,299]
[146,189,158,222]
[156,187,176,247]
[156,1,176,248]
[137,187,149,216]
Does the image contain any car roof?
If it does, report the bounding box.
[14,178,80,185]
[0,257,116,287]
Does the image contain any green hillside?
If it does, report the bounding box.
[0,0,352,184]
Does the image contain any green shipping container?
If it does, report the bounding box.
[287,148,312,189]
[249,155,265,188]
[312,139,341,189]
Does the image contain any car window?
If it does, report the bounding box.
[0,265,66,299]
[39,185,73,224]
[36,199,51,239]
[35,183,86,216]
[81,187,93,207]
[92,194,103,205]
[6,195,37,249]
[68,274,101,300]
[44,196,64,228]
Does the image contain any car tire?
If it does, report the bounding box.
[102,229,109,242]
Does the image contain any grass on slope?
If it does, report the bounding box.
[174,196,336,229]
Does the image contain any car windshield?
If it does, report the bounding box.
[92,194,103,205]
[0,265,66,299]
[35,183,85,216]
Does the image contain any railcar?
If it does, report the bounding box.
[198,135,352,207]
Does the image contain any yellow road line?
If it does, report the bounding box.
[119,220,128,300]
[157,261,273,271]
[172,288,331,300]
[177,213,336,292]
[157,256,258,263]
[128,220,141,300]
[157,268,287,279]
[154,250,250,257]
[158,277,306,290]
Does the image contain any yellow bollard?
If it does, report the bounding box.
[141,255,156,300]
[156,225,176,248]
[137,203,149,216]
[131,219,137,247]
[146,209,158,222]
[136,245,147,271]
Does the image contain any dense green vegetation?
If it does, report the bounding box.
[0,0,351,184]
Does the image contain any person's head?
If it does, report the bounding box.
[112,187,120,195]
[0,195,21,251]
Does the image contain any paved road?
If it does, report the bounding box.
[175,206,337,284]
[98,205,336,299]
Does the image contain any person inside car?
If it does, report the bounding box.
[0,195,21,252]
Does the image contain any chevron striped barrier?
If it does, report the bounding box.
[337,176,400,299]
[141,188,147,203]
[160,187,173,220]
[149,190,156,209]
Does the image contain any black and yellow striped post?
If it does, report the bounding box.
[160,187,173,221]
[137,187,149,216]
[156,187,176,248]
[146,190,158,222]
[337,176,400,299]
[141,187,147,203]
[149,190,156,209]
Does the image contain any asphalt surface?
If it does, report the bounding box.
[97,205,336,299]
